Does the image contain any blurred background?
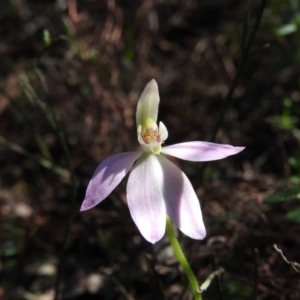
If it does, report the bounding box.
[1,0,300,299]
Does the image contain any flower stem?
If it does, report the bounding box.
[166,218,202,300]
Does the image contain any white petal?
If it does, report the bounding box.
[161,141,245,161]
[159,121,168,142]
[127,153,166,243]
[81,152,142,211]
[137,124,143,145]
[157,155,206,239]
[136,79,160,126]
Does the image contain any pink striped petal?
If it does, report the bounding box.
[157,155,206,239]
[127,154,166,243]
[81,152,142,211]
[161,141,245,161]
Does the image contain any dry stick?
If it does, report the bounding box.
[210,252,224,300]
[211,0,267,142]
[53,129,78,300]
[197,2,267,296]
[198,267,224,293]
[274,244,300,273]
[199,0,267,182]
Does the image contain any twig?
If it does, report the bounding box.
[274,244,300,273]
[210,0,267,143]
[210,252,224,300]
[49,139,77,300]
[198,267,224,293]
[49,97,78,300]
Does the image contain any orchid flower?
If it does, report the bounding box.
[81,79,244,244]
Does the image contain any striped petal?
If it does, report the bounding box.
[81,152,142,211]
[157,155,206,239]
[161,141,245,161]
[127,153,166,243]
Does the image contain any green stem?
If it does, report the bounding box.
[166,218,202,300]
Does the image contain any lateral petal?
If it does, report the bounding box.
[127,153,166,243]
[159,121,168,142]
[136,79,160,126]
[157,155,206,239]
[161,141,245,161]
[81,152,142,211]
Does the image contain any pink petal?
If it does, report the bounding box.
[81,152,142,211]
[157,155,206,239]
[161,141,245,161]
[127,154,166,243]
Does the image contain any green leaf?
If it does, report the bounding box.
[286,207,300,223]
[43,29,51,46]
[263,188,300,204]
[275,23,297,36]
